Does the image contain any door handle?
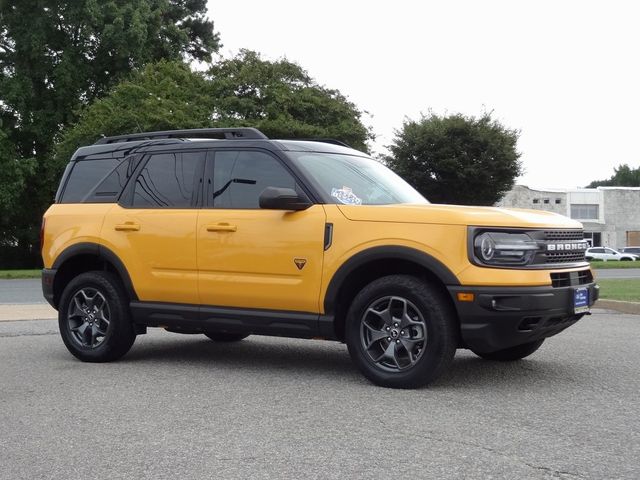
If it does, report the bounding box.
[115,222,140,232]
[206,223,237,232]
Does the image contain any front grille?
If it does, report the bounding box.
[543,230,584,241]
[550,270,594,288]
[545,251,587,264]
[531,229,588,266]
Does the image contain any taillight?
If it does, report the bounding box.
[40,218,46,253]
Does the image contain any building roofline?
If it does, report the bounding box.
[514,184,640,193]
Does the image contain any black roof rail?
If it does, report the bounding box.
[280,138,352,148]
[93,127,268,145]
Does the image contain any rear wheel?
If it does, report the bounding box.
[472,339,544,361]
[204,332,249,342]
[345,275,457,389]
[58,271,136,362]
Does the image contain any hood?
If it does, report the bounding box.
[336,204,583,229]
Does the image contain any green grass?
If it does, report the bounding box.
[589,260,640,269]
[0,269,41,279]
[597,279,640,302]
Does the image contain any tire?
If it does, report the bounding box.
[472,339,544,361]
[621,257,631,261]
[345,275,457,389]
[204,332,249,342]
[58,271,136,362]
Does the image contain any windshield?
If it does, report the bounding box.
[289,153,428,205]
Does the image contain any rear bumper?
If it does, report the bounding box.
[42,268,56,308]
[448,282,599,353]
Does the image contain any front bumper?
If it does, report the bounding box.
[447,282,599,353]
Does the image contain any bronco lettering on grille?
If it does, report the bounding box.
[547,242,588,251]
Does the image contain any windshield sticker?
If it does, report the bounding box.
[331,186,362,205]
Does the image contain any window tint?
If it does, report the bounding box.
[133,152,202,208]
[210,151,296,209]
[590,248,605,253]
[86,156,139,202]
[61,159,119,203]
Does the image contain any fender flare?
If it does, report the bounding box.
[52,242,138,301]
[323,245,460,315]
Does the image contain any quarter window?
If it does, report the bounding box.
[61,159,118,203]
[87,156,139,202]
[209,151,296,209]
[132,152,203,208]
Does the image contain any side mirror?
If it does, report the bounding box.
[259,187,312,211]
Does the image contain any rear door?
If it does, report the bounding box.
[196,149,326,313]
[101,150,205,304]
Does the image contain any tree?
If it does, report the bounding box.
[386,112,522,205]
[0,130,34,244]
[55,61,215,168]
[207,50,373,152]
[587,164,640,187]
[0,0,219,264]
[57,51,373,167]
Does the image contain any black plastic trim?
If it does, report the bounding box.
[50,242,138,303]
[448,282,599,353]
[130,302,336,340]
[323,246,460,315]
[42,269,56,307]
[324,223,333,251]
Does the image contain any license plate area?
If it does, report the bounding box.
[574,287,590,314]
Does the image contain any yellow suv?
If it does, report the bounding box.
[42,128,598,388]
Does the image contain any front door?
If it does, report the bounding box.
[197,149,326,313]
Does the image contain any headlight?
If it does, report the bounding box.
[473,231,540,266]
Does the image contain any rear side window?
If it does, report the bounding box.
[60,159,119,203]
[209,150,296,209]
[81,156,140,203]
[132,151,203,208]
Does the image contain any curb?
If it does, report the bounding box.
[0,304,57,322]
[595,299,640,315]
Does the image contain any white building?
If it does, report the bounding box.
[497,185,640,248]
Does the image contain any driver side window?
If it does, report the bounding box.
[207,150,297,209]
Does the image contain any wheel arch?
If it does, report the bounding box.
[323,246,460,341]
[51,242,138,308]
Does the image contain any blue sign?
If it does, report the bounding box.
[574,288,589,313]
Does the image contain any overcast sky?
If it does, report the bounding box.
[207,0,639,189]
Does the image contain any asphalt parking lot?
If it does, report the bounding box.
[1,309,639,479]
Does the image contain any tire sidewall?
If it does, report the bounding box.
[58,272,134,362]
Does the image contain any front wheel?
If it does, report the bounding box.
[58,271,136,362]
[471,339,544,361]
[345,275,457,389]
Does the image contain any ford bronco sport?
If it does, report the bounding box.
[42,127,598,388]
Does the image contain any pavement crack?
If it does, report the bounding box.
[521,462,586,479]
[404,428,586,479]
